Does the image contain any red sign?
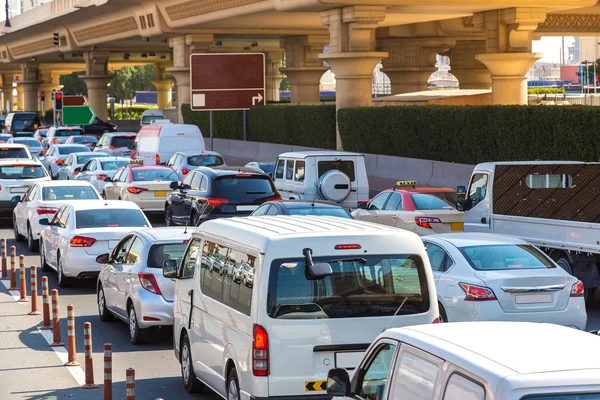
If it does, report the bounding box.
[63,96,87,106]
[190,53,265,111]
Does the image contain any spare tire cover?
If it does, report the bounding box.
[318,170,351,202]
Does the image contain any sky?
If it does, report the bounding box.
[533,36,575,63]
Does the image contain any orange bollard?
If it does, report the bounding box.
[65,305,79,366]
[8,246,16,290]
[28,266,40,315]
[125,368,135,400]
[81,322,98,389]
[1,238,7,280]
[18,256,28,303]
[40,277,51,330]
[104,343,112,400]
[50,289,63,347]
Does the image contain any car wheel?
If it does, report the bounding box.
[13,217,24,242]
[181,334,204,393]
[40,244,51,271]
[128,305,147,345]
[227,368,240,400]
[165,206,173,226]
[57,255,71,288]
[27,224,39,252]
[555,257,573,275]
[97,286,114,322]
[438,303,449,323]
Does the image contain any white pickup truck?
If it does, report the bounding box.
[459,161,600,301]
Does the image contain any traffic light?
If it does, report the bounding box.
[40,92,45,102]
[54,91,63,111]
[53,32,59,47]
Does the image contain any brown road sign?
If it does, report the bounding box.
[63,96,87,106]
[190,53,265,111]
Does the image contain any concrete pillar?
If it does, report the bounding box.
[16,86,23,111]
[80,52,112,121]
[281,35,329,103]
[40,70,63,113]
[1,74,14,114]
[319,6,388,150]
[448,40,491,90]
[18,64,43,112]
[265,50,284,102]
[167,34,213,123]
[152,64,172,109]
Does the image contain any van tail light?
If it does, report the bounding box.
[155,154,160,164]
[252,324,269,376]
[181,168,190,175]
[70,236,97,247]
[571,281,585,297]
[207,197,229,207]
[459,282,496,301]
[127,187,148,194]
[138,273,162,295]
[415,217,441,229]
[36,206,58,215]
[96,174,108,181]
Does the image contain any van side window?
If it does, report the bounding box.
[389,344,444,400]
[180,239,202,279]
[275,159,285,180]
[357,343,397,400]
[295,161,305,182]
[465,173,488,210]
[318,160,356,181]
[285,160,294,180]
[201,241,229,301]
[442,373,485,400]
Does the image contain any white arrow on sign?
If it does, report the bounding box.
[252,93,263,106]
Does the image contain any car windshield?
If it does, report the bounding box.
[0,165,46,179]
[409,192,457,210]
[14,139,40,147]
[287,207,352,218]
[59,146,89,155]
[0,148,29,158]
[111,136,135,149]
[75,209,149,229]
[101,160,129,171]
[522,395,600,399]
[147,243,189,268]
[54,129,83,137]
[214,175,276,197]
[42,186,100,201]
[459,244,556,271]
[77,154,108,164]
[267,254,429,319]
[187,155,224,167]
[132,169,179,182]
[141,115,162,124]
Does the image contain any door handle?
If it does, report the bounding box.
[481,217,487,224]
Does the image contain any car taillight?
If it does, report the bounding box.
[127,187,148,194]
[207,197,229,207]
[138,273,162,295]
[571,281,585,297]
[155,154,160,164]
[53,138,58,144]
[109,145,115,150]
[415,216,441,229]
[70,236,97,247]
[252,324,269,376]
[459,282,496,301]
[181,168,190,175]
[432,317,440,324]
[267,196,281,202]
[56,159,63,165]
[97,174,108,181]
[36,206,58,215]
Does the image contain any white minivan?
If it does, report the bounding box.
[164,215,438,399]
[132,124,205,166]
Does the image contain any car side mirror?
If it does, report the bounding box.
[95,253,110,264]
[170,181,180,190]
[163,259,178,278]
[357,201,368,210]
[39,218,50,226]
[327,368,352,397]
[74,167,81,174]
[11,195,21,203]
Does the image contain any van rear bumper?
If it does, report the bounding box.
[251,395,330,400]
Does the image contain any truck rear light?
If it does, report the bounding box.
[207,197,229,207]
[252,324,269,376]
[138,273,162,295]
[96,174,108,181]
[459,282,496,301]
[70,236,97,247]
[181,168,190,175]
[127,187,148,194]
[415,217,441,229]
[571,281,584,297]
[36,206,58,215]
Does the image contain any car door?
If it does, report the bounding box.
[170,171,195,222]
[423,241,455,315]
[115,167,130,198]
[15,185,33,235]
[374,192,403,227]
[22,185,39,235]
[463,173,490,233]
[353,192,390,223]
[115,236,145,317]
[59,155,72,180]
[42,207,64,267]
[77,160,94,182]
[354,341,399,400]
[103,235,135,316]
[104,169,124,199]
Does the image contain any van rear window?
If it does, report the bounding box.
[318,160,355,182]
[267,254,429,319]
[111,137,135,149]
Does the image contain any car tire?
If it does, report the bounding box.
[438,303,449,323]
[227,368,240,400]
[555,257,573,275]
[27,224,39,252]
[128,305,147,345]
[181,334,204,393]
[40,244,51,272]
[165,206,173,226]
[57,255,71,288]
[13,216,24,242]
[98,286,115,322]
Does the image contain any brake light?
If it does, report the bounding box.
[127,187,148,194]
[36,206,58,215]
[330,161,341,165]
[155,154,160,164]
[268,196,282,202]
[207,197,229,207]
[432,317,440,324]
[201,154,209,156]
[40,150,46,155]
[335,244,362,250]
[181,168,190,175]
[138,273,162,295]
[53,138,58,144]
[56,159,63,165]
[236,174,252,177]
[459,282,496,301]
[252,324,269,376]
[109,145,115,150]
[96,174,108,181]
[11,164,26,167]
[415,216,441,229]
[571,281,584,297]
[70,236,97,247]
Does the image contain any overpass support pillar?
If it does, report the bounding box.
[40,71,63,114]
[18,64,43,112]
[265,50,284,103]
[167,34,213,123]
[153,64,172,110]
[1,74,14,114]
[281,36,329,103]
[16,85,23,111]
[473,8,546,104]
[448,41,491,90]
[319,6,388,150]
[379,37,456,94]
[81,52,112,121]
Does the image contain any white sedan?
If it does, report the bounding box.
[57,152,110,180]
[40,144,90,180]
[13,181,101,251]
[423,233,587,329]
[74,157,131,193]
[39,200,152,287]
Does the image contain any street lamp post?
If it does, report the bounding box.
[4,0,10,28]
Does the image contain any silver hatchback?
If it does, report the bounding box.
[96,227,191,344]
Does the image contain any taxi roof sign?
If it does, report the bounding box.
[395,180,417,187]
[128,160,144,165]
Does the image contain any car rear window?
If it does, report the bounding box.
[101,161,129,170]
[59,146,89,155]
[72,136,97,144]
[11,114,39,132]
[55,129,83,137]
[0,165,46,179]
[42,186,99,201]
[147,243,189,268]
[132,169,179,182]
[75,209,149,229]
[14,139,39,147]
[318,160,355,182]
[141,115,162,124]
[214,175,276,196]
[77,154,109,164]
[409,192,457,210]
[0,148,29,159]
[187,155,224,167]
[111,137,135,149]
[459,245,556,271]
[287,207,352,218]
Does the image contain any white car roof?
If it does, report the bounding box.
[37,180,96,188]
[176,150,221,156]
[65,200,142,211]
[425,233,529,247]
[0,143,28,148]
[388,322,600,375]
[137,227,191,242]
[71,152,106,156]
[0,159,42,166]
[278,151,364,158]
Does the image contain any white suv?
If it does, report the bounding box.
[272,151,369,210]
[0,159,50,219]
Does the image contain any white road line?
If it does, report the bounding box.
[0,278,24,302]
[38,328,86,387]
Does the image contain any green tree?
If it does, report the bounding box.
[60,71,87,95]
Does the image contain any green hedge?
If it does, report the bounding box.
[338,106,600,165]
[527,87,566,94]
[182,103,336,148]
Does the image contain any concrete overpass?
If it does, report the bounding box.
[1,0,600,146]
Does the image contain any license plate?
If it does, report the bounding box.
[237,205,258,212]
[108,240,120,249]
[154,191,166,197]
[451,222,464,231]
[515,294,552,304]
[335,351,365,369]
[9,187,28,193]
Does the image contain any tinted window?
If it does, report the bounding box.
[147,242,188,269]
[459,244,556,271]
[42,186,100,201]
[132,169,179,182]
[425,243,448,272]
[214,175,276,196]
[267,254,429,319]
[285,160,294,180]
[368,193,390,211]
[13,138,40,147]
[141,115,162,124]
[410,193,456,210]
[111,136,135,149]
[318,160,355,181]
[287,207,352,218]
[77,154,108,164]
[443,373,485,400]
[187,155,224,167]
[54,129,83,137]
[58,146,89,155]
[259,163,275,174]
[0,148,29,159]
[275,159,284,179]
[466,174,488,210]
[71,136,98,144]
[0,165,46,179]
[384,192,402,210]
[180,239,201,279]
[101,161,129,170]
[75,209,149,229]
[10,114,39,132]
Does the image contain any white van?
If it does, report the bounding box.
[164,215,438,399]
[140,109,165,127]
[132,124,205,166]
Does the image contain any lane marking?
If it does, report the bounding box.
[0,278,24,302]
[38,328,86,387]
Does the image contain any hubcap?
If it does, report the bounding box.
[98,291,105,315]
[182,343,191,384]
[129,308,136,339]
[228,378,239,400]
